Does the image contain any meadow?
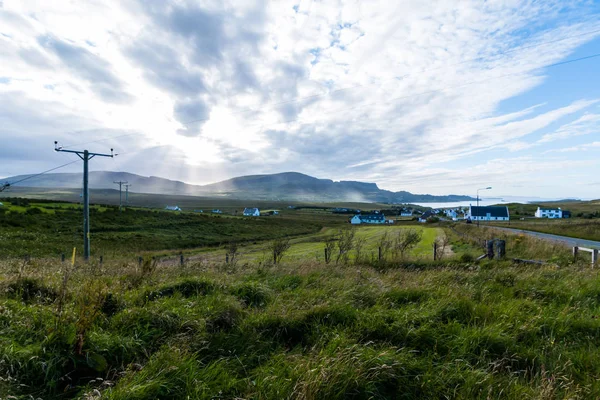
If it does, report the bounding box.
[1,196,599,399]
[0,198,324,259]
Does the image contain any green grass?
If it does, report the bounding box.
[0,200,323,258]
[0,257,598,399]
[487,218,600,242]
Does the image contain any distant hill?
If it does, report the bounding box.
[2,171,475,203]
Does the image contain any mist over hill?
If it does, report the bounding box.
[2,171,475,203]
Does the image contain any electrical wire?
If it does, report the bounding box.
[1,160,80,191]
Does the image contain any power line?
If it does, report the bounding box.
[1,160,80,192]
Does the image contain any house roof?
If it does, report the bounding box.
[420,210,434,219]
[538,208,560,212]
[243,208,259,213]
[469,206,509,218]
[358,214,385,221]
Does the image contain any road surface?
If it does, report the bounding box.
[489,226,600,249]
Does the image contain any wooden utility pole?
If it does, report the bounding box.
[55,142,114,260]
[124,183,132,206]
[114,180,128,212]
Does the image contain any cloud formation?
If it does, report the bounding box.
[0,0,599,198]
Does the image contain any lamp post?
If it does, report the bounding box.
[476,187,492,227]
[477,187,492,207]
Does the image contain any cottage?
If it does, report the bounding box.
[466,206,509,221]
[535,207,563,219]
[444,209,458,219]
[418,210,435,223]
[212,209,223,214]
[165,205,181,211]
[350,213,386,224]
[243,207,260,217]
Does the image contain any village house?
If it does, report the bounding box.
[165,205,181,211]
[212,209,223,214]
[534,207,564,218]
[350,213,386,224]
[243,207,260,217]
[418,210,435,223]
[466,206,510,221]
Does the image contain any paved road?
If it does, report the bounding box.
[489,226,600,249]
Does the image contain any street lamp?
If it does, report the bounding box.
[477,187,492,207]
[476,187,491,227]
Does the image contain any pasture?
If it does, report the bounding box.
[0,195,599,399]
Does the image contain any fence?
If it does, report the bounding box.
[573,246,598,267]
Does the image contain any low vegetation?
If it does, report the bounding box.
[0,199,322,258]
[1,196,599,398]
[0,252,598,399]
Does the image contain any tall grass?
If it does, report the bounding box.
[0,253,598,399]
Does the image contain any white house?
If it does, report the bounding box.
[350,214,386,224]
[212,209,223,214]
[466,206,509,221]
[445,209,457,219]
[400,210,413,217]
[418,210,435,223]
[243,207,260,217]
[535,207,562,218]
[165,205,181,211]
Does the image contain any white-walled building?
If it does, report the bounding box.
[466,206,510,221]
[243,208,260,216]
[165,205,181,211]
[535,207,562,218]
[351,214,386,224]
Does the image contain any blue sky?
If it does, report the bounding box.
[0,0,599,199]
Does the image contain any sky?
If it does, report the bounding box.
[1,0,600,199]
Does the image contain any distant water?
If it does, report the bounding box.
[412,197,544,209]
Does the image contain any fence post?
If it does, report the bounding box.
[495,240,506,260]
[378,247,382,261]
[273,249,277,265]
[433,242,437,260]
[180,254,184,266]
[138,256,142,267]
[61,253,65,263]
[593,250,598,267]
[573,246,579,261]
[324,248,329,263]
[99,255,103,265]
[486,240,495,259]
[226,253,229,264]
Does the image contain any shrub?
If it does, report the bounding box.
[5,277,57,304]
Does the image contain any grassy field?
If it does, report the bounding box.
[1,195,599,398]
[1,254,598,399]
[192,225,444,266]
[0,199,324,258]
[485,218,600,242]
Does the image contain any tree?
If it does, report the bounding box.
[269,238,291,265]
[392,228,423,260]
[377,231,392,261]
[336,229,356,265]
[324,236,336,264]
[226,241,239,266]
[434,234,450,260]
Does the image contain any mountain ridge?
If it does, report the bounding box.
[2,171,475,203]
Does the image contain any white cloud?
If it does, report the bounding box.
[538,113,600,143]
[0,0,599,197]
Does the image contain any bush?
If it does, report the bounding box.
[459,253,475,263]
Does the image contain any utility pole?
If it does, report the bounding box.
[54,141,114,260]
[113,180,128,212]
[124,183,132,207]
